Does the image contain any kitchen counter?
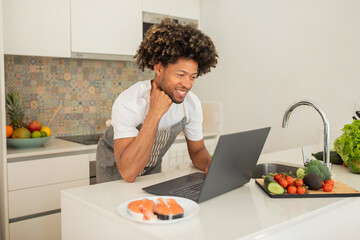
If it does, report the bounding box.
[6,131,218,160]
[61,144,360,240]
[6,138,97,160]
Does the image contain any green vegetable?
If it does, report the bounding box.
[296,168,305,179]
[264,175,285,194]
[305,160,331,181]
[347,159,360,174]
[312,151,343,165]
[334,120,360,166]
[303,174,323,190]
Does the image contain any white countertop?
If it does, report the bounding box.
[6,138,97,159]
[61,144,360,240]
[6,131,218,160]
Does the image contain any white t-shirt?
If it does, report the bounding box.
[111,80,203,141]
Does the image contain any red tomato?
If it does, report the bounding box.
[274,173,283,183]
[294,178,303,187]
[297,186,306,195]
[323,183,333,192]
[279,178,288,188]
[287,185,297,194]
[343,162,348,168]
[325,179,335,187]
[285,176,294,186]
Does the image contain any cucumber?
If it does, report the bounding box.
[311,151,343,165]
[264,176,285,194]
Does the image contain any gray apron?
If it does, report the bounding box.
[96,103,187,183]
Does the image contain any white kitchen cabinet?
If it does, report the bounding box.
[7,153,90,240]
[8,179,88,219]
[8,154,89,191]
[142,0,200,20]
[9,213,61,240]
[71,0,142,57]
[3,0,71,58]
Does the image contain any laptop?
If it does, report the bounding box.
[142,127,271,203]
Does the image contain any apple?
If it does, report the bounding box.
[27,120,42,133]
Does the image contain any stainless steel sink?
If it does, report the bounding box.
[252,163,299,178]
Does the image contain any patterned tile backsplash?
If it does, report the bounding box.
[4,55,153,136]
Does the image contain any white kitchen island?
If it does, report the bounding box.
[61,145,360,240]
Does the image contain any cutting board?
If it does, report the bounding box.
[255,178,360,198]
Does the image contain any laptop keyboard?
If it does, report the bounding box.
[170,181,204,201]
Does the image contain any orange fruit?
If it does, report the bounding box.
[6,125,13,138]
[40,126,51,137]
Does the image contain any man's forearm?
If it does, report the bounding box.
[116,111,161,182]
[191,146,212,172]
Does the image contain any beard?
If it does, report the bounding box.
[164,88,183,104]
[159,77,184,104]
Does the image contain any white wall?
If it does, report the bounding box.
[195,0,360,153]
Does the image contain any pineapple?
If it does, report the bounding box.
[6,90,27,130]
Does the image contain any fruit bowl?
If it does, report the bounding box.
[7,137,51,148]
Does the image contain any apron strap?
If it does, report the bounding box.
[182,100,186,118]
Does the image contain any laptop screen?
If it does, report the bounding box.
[143,127,271,203]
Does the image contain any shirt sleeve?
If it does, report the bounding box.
[111,97,142,140]
[183,93,203,141]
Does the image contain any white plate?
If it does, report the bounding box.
[117,196,200,224]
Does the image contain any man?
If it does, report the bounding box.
[96,18,218,183]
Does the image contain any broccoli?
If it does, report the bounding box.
[305,160,331,181]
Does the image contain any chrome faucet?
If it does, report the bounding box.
[282,100,331,169]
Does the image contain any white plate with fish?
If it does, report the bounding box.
[117,196,200,224]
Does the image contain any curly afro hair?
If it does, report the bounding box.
[134,18,218,77]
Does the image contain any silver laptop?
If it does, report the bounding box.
[142,127,270,203]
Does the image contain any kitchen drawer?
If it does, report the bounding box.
[9,179,88,219]
[9,212,61,240]
[8,154,89,191]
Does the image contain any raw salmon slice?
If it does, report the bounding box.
[154,197,184,220]
[127,199,156,220]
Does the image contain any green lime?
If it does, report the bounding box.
[31,130,41,138]
[40,131,47,137]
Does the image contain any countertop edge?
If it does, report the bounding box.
[6,138,97,159]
